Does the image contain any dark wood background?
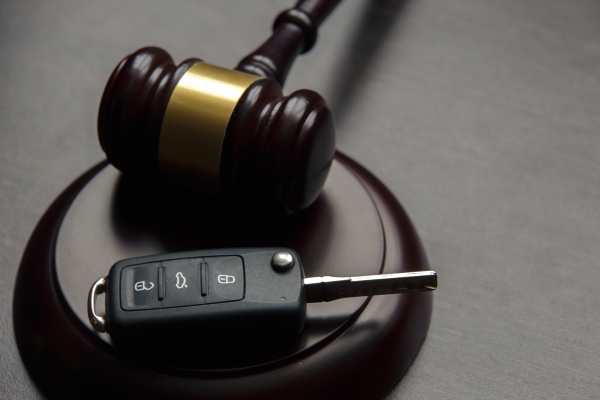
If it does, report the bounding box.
[1,0,599,398]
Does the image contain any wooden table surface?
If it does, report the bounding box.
[1,1,599,398]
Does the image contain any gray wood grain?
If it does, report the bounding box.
[1,1,598,398]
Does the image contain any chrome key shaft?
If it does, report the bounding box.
[304,271,437,303]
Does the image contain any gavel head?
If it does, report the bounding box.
[98,47,335,214]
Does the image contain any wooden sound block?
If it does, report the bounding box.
[13,152,432,399]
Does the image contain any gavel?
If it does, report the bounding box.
[98,0,341,214]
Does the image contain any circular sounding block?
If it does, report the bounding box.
[13,153,432,399]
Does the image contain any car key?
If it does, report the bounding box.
[88,248,437,347]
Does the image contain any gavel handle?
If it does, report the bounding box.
[235,0,342,85]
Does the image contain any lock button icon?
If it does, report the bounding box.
[206,256,244,303]
[217,274,236,284]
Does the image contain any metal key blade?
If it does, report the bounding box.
[304,271,437,303]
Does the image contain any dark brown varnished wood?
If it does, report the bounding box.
[97,1,341,214]
[223,80,335,213]
[98,49,335,214]
[98,46,335,214]
[235,0,342,84]
[13,154,432,399]
[97,47,199,176]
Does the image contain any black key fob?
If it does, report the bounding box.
[88,248,306,348]
[88,247,436,349]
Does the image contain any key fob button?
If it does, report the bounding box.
[161,258,204,308]
[120,262,161,310]
[205,256,244,304]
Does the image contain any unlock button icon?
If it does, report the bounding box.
[120,262,162,310]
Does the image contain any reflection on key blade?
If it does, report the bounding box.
[304,271,437,302]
